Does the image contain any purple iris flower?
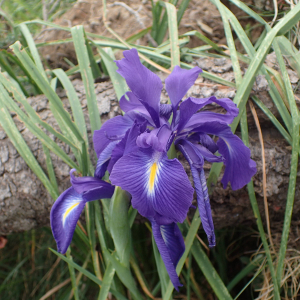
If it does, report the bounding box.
[50,48,256,290]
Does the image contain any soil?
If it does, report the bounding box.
[36,0,266,69]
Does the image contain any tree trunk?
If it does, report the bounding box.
[0,55,299,235]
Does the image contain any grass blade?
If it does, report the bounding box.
[11,41,83,144]
[50,249,128,300]
[191,240,233,300]
[0,102,56,199]
[164,2,180,68]
[53,68,87,142]
[273,38,300,289]
[104,250,142,300]
[19,23,47,80]
[71,25,101,134]
[0,72,79,170]
[66,248,80,300]
[42,144,59,196]
[240,109,280,299]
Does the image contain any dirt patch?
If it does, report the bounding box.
[37,0,227,69]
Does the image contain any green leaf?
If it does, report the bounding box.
[277,36,300,78]
[104,251,141,300]
[191,240,233,300]
[109,187,131,267]
[10,42,84,144]
[0,72,79,170]
[18,23,47,81]
[42,144,59,196]
[71,25,101,135]
[52,68,88,142]
[164,2,180,68]
[273,38,300,289]
[99,263,116,300]
[50,249,127,300]
[0,103,56,199]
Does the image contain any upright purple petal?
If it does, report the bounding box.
[119,91,144,113]
[115,48,162,127]
[151,220,184,291]
[165,66,202,110]
[50,187,86,254]
[178,142,216,247]
[192,121,257,190]
[110,148,194,223]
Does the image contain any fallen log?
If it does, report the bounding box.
[0,55,299,235]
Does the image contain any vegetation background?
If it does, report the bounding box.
[0,0,300,299]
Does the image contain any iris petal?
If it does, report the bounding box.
[93,115,134,157]
[110,148,194,223]
[107,122,143,173]
[115,48,162,127]
[178,96,239,132]
[51,177,114,254]
[50,187,86,254]
[94,141,119,178]
[177,142,216,247]
[165,66,202,110]
[151,220,184,291]
[192,121,257,190]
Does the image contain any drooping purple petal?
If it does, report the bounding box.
[70,170,115,200]
[192,121,257,190]
[165,66,202,111]
[217,134,257,190]
[151,220,184,291]
[50,187,86,254]
[110,148,194,223]
[177,96,239,132]
[93,115,134,157]
[51,177,115,254]
[115,48,162,127]
[177,142,215,247]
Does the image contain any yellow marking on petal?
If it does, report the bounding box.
[63,202,79,224]
[149,163,158,192]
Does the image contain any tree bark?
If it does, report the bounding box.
[0,55,299,235]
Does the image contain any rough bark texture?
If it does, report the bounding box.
[0,54,299,235]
